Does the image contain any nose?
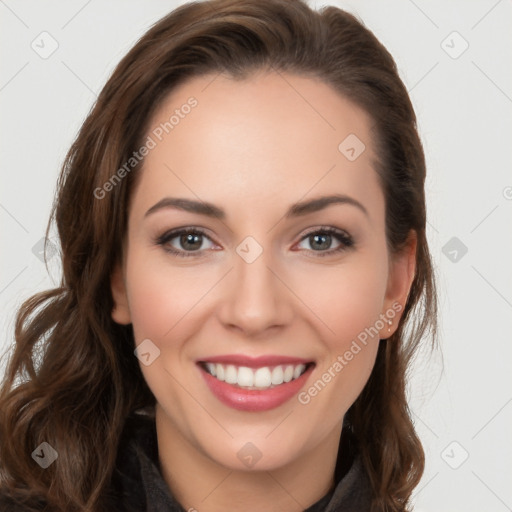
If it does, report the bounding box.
[217,245,294,337]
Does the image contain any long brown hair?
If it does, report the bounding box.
[0,1,437,510]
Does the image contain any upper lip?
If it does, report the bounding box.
[197,354,314,368]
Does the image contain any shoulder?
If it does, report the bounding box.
[329,427,373,510]
[114,406,158,478]
[0,410,157,512]
[107,407,158,511]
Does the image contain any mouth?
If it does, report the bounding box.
[198,360,314,390]
[196,355,316,412]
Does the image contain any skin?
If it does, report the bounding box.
[111,70,416,512]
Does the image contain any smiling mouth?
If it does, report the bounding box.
[198,361,315,390]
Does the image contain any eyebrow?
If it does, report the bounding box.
[144,194,369,219]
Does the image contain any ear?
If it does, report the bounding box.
[380,230,417,338]
[110,263,132,325]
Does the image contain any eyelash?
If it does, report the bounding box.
[155,226,355,258]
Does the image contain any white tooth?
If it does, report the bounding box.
[293,364,306,379]
[224,365,238,384]
[215,363,225,381]
[237,366,254,387]
[271,366,284,385]
[254,367,272,388]
[206,362,216,377]
[283,365,294,383]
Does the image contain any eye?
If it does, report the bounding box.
[156,228,216,257]
[155,225,355,258]
[295,226,354,257]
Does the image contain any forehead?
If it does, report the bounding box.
[133,71,383,224]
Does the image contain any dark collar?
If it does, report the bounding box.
[110,410,372,512]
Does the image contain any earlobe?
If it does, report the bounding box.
[110,263,132,325]
[382,230,417,338]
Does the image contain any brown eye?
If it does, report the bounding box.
[156,228,215,257]
[296,227,354,257]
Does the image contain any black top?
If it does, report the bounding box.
[107,410,373,512]
[1,410,373,511]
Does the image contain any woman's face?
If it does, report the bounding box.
[111,71,415,470]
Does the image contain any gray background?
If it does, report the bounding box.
[1,0,511,510]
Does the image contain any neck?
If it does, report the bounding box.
[155,404,342,512]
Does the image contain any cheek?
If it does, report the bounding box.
[293,256,387,410]
[124,252,215,418]
[124,250,214,342]
[297,254,388,346]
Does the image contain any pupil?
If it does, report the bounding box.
[182,233,201,250]
[311,234,330,250]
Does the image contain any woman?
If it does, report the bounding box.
[0,0,437,510]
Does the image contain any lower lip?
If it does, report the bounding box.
[198,363,315,412]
